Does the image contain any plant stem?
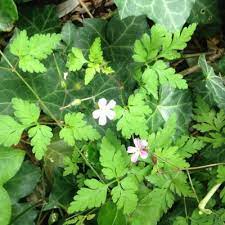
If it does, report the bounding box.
[198,183,222,215]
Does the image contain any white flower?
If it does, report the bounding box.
[92,98,116,126]
[63,72,68,80]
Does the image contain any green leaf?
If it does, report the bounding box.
[44,140,73,178]
[0,147,25,185]
[85,67,96,85]
[173,216,188,225]
[11,203,38,225]
[10,30,61,73]
[68,179,108,213]
[114,0,195,32]
[17,5,60,35]
[4,161,41,204]
[28,125,53,160]
[0,0,18,32]
[44,169,75,210]
[133,24,197,62]
[176,136,205,158]
[198,54,225,110]
[148,114,177,150]
[66,47,87,72]
[89,37,103,64]
[0,187,11,225]
[111,175,138,214]
[97,201,127,225]
[147,171,192,197]
[143,61,187,99]
[100,130,128,180]
[0,115,24,146]
[188,0,221,25]
[154,146,189,170]
[12,98,40,125]
[60,113,100,146]
[131,188,175,225]
[61,15,147,62]
[116,91,152,138]
[147,85,192,134]
[217,166,225,183]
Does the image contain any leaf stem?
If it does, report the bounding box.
[198,183,222,215]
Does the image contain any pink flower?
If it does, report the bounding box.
[92,98,116,126]
[127,138,148,163]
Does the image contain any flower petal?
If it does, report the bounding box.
[92,109,101,119]
[106,110,116,120]
[133,138,141,149]
[98,114,107,126]
[107,99,116,109]
[131,152,139,163]
[98,98,107,109]
[141,140,148,147]
[127,146,138,153]
[140,150,148,159]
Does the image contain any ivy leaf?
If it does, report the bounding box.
[60,113,100,146]
[28,125,53,160]
[114,0,195,32]
[188,0,221,25]
[116,91,152,138]
[68,179,108,213]
[0,115,24,146]
[66,47,87,72]
[111,175,138,214]
[0,146,25,185]
[217,166,225,183]
[0,187,11,225]
[10,30,61,73]
[147,85,192,134]
[0,0,18,32]
[11,203,38,225]
[131,188,175,225]
[198,54,225,110]
[4,161,41,204]
[12,98,40,125]
[143,61,187,99]
[100,130,128,180]
[17,5,60,35]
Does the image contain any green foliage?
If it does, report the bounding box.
[63,150,79,176]
[66,37,114,85]
[60,112,100,146]
[10,30,61,73]
[0,0,18,32]
[97,201,126,225]
[28,125,53,160]
[193,97,225,148]
[100,130,128,179]
[0,187,11,225]
[132,188,175,225]
[68,179,108,213]
[111,175,138,214]
[133,23,197,62]
[0,98,53,159]
[114,0,195,32]
[116,90,152,138]
[133,24,196,99]
[142,61,187,99]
